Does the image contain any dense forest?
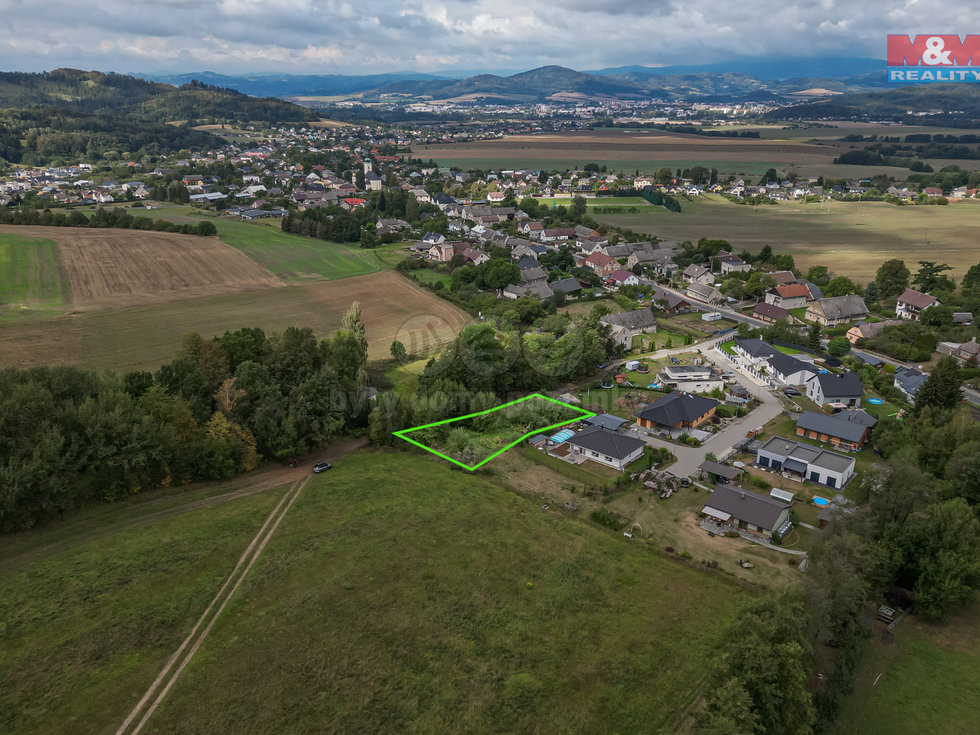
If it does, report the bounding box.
[0,69,316,166]
[0,308,370,532]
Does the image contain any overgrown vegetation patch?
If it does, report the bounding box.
[394,394,594,470]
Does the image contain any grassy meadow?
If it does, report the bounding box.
[135,451,744,734]
[833,598,980,735]
[0,484,291,735]
[600,195,980,282]
[0,233,72,319]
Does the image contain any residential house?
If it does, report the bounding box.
[752,302,790,324]
[806,295,870,326]
[701,484,791,538]
[565,426,646,471]
[953,312,974,325]
[893,366,929,401]
[582,251,618,276]
[634,392,719,433]
[764,283,810,309]
[896,288,941,321]
[766,353,817,387]
[805,372,864,408]
[549,277,583,296]
[937,337,980,364]
[769,270,798,286]
[600,307,657,347]
[605,269,640,288]
[686,281,724,304]
[794,410,874,451]
[683,264,715,285]
[846,320,902,344]
[649,286,691,314]
[541,227,576,242]
[756,436,856,489]
[428,243,454,262]
[717,251,751,275]
[656,365,724,394]
[502,281,555,301]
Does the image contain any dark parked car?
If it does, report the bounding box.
[680,477,690,487]
[312,462,332,473]
[782,386,801,397]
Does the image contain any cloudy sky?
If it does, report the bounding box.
[1,0,976,75]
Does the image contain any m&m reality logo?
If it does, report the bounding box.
[887,34,980,82]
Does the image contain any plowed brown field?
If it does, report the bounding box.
[0,226,282,310]
[0,271,471,371]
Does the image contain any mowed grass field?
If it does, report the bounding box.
[0,233,72,319]
[0,271,471,371]
[0,483,292,735]
[833,599,980,735]
[132,451,744,734]
[599,195,980,282]
[148,207,387,282]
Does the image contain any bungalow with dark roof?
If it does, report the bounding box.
[600,307,657,347]
[565,426,646,470]
[806,295,870,327]
[701,484,791,538]
[893,366,929,400]
[753,302,790,323]
[795,410,873,450]
[634,392,718,433]
[756,436,856,488]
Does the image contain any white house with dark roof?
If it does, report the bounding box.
[805,372,864,407]
[756,436,856,489]
[565,426,646,470]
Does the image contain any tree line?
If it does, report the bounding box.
[0,307,369,532]
[0,205,218,237]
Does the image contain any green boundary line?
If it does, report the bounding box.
[392,393,597,471]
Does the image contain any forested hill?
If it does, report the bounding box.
[767,83,980,125]
[0,69,316,123]
[0,69,316,166]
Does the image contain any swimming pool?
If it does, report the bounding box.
[867,397,884,405]
[812,496,830,507]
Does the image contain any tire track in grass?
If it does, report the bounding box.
[115,474,312,735]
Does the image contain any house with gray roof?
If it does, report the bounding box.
[795,410,873,451]
[566,426,646,470]
[893,366,929,401]
[600,307,657,348]
[757,436,856,489]
[805,372,864,407]
[549,277,583,295]
[635,392,719,433]
[806,295,869,326]
[686,281,724,304]
[701,484,792,538]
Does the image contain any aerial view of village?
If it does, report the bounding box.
[1,3,979,734]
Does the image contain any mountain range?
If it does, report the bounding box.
[143,58,892,103]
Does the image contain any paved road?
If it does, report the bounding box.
[621,339,784,478]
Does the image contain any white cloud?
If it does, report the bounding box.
[0,0,977,73]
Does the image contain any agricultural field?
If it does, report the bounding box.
[0,233,71,319]
[534,196,654,209]
[0,271,471,371]
[131,451,743,734]
[599,195,980,282]
[145,207,387,282]
[413,128,840,177]
[833,598,980,735]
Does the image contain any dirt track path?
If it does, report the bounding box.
[0,438,367,574]
[115,473,313,735]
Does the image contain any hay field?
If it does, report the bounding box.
[0,226,282,311]
[600,196,980,282]
[0,271,471,372]
[413,128,836,175]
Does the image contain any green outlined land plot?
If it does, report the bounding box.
[393,394,596,470]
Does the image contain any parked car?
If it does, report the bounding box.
[312,462,332,473]
[680,477,690,487]
[782,386,801,397]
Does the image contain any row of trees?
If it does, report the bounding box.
[0,205,217,236]
[0,308,369,532]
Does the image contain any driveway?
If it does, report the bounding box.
[625,340,784,478]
